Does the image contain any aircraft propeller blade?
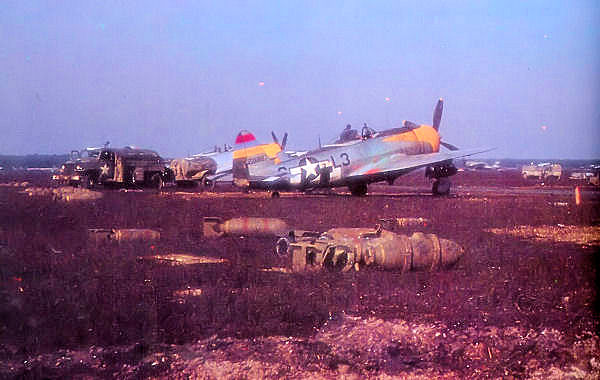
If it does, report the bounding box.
[432,98,443,131]
[440,141,459,151]
[271,131,288,150]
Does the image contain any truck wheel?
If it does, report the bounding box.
[201,176,215,192]
[275,237,290,257]
[150,173,164,191]
[82,175,94,189]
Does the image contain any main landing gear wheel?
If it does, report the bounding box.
[271,191,281,198]
[432,177,451,196]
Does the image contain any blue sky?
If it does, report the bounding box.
[1,1,598,158]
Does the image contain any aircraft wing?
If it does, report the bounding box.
[347,147,494,179]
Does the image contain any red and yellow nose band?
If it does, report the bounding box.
[383,125,440,152]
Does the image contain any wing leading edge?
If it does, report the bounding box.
[346,147,494,180]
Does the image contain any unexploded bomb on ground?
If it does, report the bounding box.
[279,226,462,272]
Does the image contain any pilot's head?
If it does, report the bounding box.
[345,124,351,130]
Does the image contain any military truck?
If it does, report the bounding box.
[52,152,78,185]
[590,171,600,186]
[52,150,93,186]
[569,166,600,186]
[72,146,172,189]
[521,163,562,183]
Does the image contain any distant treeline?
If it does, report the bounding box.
[463,158,599,169]
[0,154,69,169]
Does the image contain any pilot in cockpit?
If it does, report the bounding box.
[338,124,359,143]
[361,122,376,139]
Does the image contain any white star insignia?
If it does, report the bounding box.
[304,162,319,178]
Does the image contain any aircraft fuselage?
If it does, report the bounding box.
[245,125,441,191]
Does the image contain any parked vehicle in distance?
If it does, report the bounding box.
[70,146,172,189]
[569,165,600,186]
[521,163,562,183]
[52,150,81,186]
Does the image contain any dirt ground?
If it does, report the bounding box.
[0,170,598,379]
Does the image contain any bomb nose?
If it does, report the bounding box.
[439,238,464,267]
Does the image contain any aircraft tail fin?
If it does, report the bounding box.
[235,130,257,145]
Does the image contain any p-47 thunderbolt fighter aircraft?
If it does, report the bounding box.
[170,130,288,188]
[233,99,491,196]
